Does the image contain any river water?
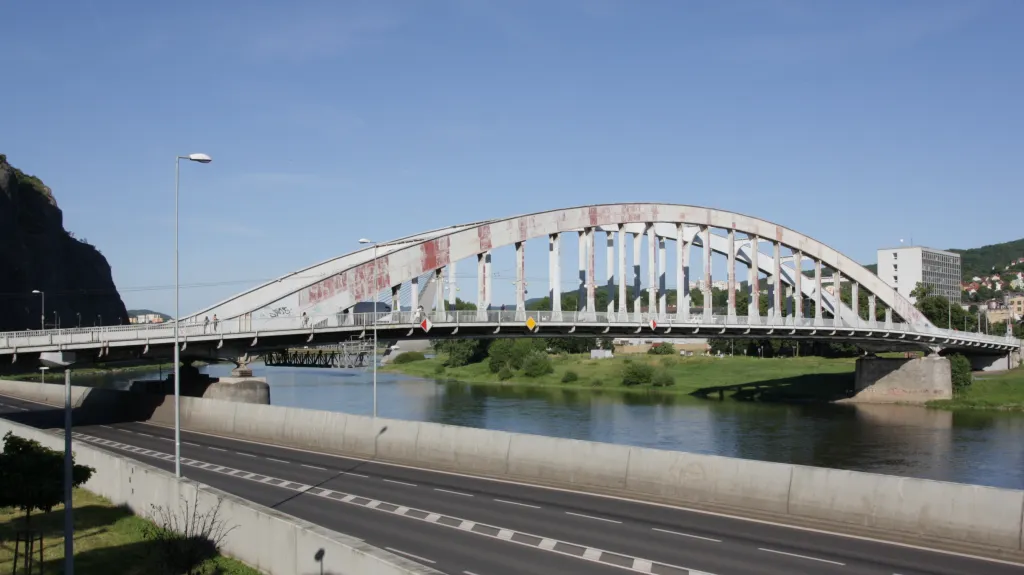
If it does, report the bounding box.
[72,363,1024,490]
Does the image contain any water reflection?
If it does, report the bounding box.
[71,363,1024,489]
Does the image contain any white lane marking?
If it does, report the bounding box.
[758,548,845,566]
[236,452,256,457]
[302,463,327,470]
[632,558,653,573]
[385,547,436,564]
[100,425,113,429]
[340,471,369,478]
[16,396,1001,570]
[383,479,417,487]
[136,432,153,437]
[566,511,621,524]
[267,457,288,463]
[435,488,473,497]
[208,447,227,452]
[157,436,173,442]
[652,527,722,543]
[183,441,200,447]
[494,499,540,509]
[464,571,483,575]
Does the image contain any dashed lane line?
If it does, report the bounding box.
[652,528,721,543]
[494,499,540,509]
[385,547,436,564]
[383,479,418,487]
[69,431,715,575]
[566,511,622,524]
[302,463,327,471]
[435,488,473,497]
[757,548,845,566]
[267,457,288,463]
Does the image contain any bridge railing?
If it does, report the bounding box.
[0,309,1017,351]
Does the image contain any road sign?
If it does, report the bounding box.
[649,319,658,330]
[525,317,537,331]
[420,318,432,333]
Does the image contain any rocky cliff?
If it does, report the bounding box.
[0,154,128,331]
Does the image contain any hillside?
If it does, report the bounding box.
[950,239,1024,280]
[0,154,129,330]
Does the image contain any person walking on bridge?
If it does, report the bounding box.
[212,314,219,332]
[203,316,210,333]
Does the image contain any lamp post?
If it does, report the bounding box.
[77,312,81,328]
[358,238,378,418]
[174,153,212,477]
[32,289,44,330]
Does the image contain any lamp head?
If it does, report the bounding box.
[187,153,212,164]
[358,238,373,244]
[32,290,41,294]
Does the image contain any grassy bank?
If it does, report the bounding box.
[928,367,1024,411]
[0,488,259,575]
[386,353,857,400]
[0,361,206,383]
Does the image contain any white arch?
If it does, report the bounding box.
[190,204,928,330]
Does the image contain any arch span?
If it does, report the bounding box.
[187,204,927,331]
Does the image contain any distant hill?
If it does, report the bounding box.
[949,239,1024,280]
[127,309,172,321]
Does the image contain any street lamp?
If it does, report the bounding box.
[76,312,81,328]
[358,238,378,419]
[174,152,212,477]
[32,290,44,330]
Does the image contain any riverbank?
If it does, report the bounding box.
[0,360,207,383]
[928,367,1024,411]
[385,353,858,400]
[0,488,259,574]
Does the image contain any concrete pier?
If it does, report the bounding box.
[844,356,952,404]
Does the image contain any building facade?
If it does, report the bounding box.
[876,246,961,304]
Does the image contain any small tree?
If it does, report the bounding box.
[949,354,973,394]
[142,491,236,575]
[0,432,95,530]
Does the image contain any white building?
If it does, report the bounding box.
[876,246,961,304]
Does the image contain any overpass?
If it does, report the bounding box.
[1,203,1019,366]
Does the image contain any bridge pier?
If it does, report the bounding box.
[964,352,1019,372]
[129,360,270,405]
[843,356,952,404]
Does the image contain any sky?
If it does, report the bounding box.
[2,0,1023,315]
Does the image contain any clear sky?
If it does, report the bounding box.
[3,0,1022,315]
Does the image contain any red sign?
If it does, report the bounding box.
[420,319,432,333]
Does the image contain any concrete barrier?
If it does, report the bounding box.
[788,465,1024,550]
[2,379,1023,556]
[0,416,444,575]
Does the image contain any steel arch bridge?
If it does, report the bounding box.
[1,204,1018,361]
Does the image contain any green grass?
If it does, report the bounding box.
[0,488,260,575]
[0,361,205,383]
[928,367,1024,411]
[386,353,857,398]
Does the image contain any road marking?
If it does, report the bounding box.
[385,547,435,564]
[68,431,713,575]
[383,479,417,487]
[566,511,621,524]
[137,432,153,437]
[267,457,288,463]
[236,452,256,457]
[434,488,473,497]
[758,548,845,566]
[340,471,369,478]
[208,447,227,452]
[157,436,173,441]
[652,527,721,543]
[494,499,540,509]
[464,571,483,575]
[302,464,327,470]
[100,425,113,429]
[183,441,200,447]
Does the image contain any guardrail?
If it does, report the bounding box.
[0,310,1017,352]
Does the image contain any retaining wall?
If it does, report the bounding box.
[0,408,443,575]
[2,379,1023,558]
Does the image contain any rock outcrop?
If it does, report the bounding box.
[0,154,128,331]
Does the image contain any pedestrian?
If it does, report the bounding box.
[203,316,209,333]
[212,314,219,332]
[302,312,309,327]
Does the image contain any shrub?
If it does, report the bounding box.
[561,370,579,383]
[591,378,604,387]
[522,351,554,377]
[949,354,972,393]
[622,362,655,386]
[489,338,545,372]
[660,356,678,368]
[652,370,675,387]
[647,343,676,355]
[433,364,445,375]
[498,366,514,381]
[392,351,426,364]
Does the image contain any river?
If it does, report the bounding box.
[69,362,1024,490]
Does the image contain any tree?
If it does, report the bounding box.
[431,339,488,367]
[444,298,477,311]
[0,432,95,530]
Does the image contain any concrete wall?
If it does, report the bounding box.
[0,410,443,575]
[847,356,953,403]
[2,379,1023,558]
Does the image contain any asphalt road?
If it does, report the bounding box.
[2,394,1023,575]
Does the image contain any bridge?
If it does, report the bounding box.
[1,203,1018,367]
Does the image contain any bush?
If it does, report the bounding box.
[561,370,579,383]
[647,343,676,355]
[622,362,655,386]
[591,378,604,387]
[949,354,972,393]
[489,338,545,372]
[652,370,675,387]
[142,492,236,575]
[498,366,514,381]
[392,351,426,364]
[433,364,445,375]
[522,351,554,377]
[660,356,678,368]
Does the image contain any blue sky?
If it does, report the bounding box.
[3,0,1022,315]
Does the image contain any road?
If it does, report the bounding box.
[1,394,1023,575]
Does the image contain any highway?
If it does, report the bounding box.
[2,394,1023,575]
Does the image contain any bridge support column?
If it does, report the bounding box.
[772,241,782,325]
[785,284,794,321]
[477,251,490,321]
[606,230,616,316]
[676,223,690,322]
[549,233,562,321]
[435,268,446,321]
[727,229,736,321]
[884,307,893,329]
[814,260,824,326]
[577,230,587,316]
[869,294,877,327]
[793,251,803,323]
[410,276,419,317]
[846,356,952,403]
[391,286,400,319]
[647,224,658,319]
[748,235,760,324]
[447,261,457,321]
[586,228,596,319]
[515,241,526,320]
[632,231,642,322]
[702,225,712,321]
[617,227,628,321]
[832,270,842,327]
[851,282,860,327]
[658,236,667,320]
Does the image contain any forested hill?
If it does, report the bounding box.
[950,239,1024,280]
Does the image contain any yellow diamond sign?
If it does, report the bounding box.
[525,317,537,330]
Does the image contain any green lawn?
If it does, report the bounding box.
[386,353,857,399]
[928,367,1024,411]
[1,488,260,575]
